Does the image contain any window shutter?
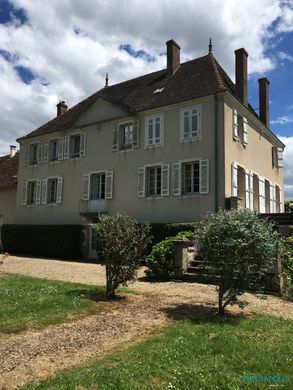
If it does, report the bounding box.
[233,109,238,139]
[80,132,86,157]
[25,144,30,166]
[231,162,238,197]
[112,125,118,151]
[82,173,90,201]
[132,119,140,148]
[105,171,114,199]
[21,181,28,206]
[277,148,284,168]
[137,167,146,198]
[43,140,49,163]
[200,159,209,194]
[161,163,170,196]
[196,106,201,138]
[173,162,181,196]
[37,141,43,164]
[56,177,63,203]
[244,169,250,209]
[58,137,64,160]
[243,117,248,145]
[36,179,42,204]
[41,178,48,204]
[160,114,164,145]
[249,172,254,210]
[63,135,70,159]
[258,176,266,213]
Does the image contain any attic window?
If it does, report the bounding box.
[153,87,165,94]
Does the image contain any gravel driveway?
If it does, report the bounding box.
[1,256,293,389]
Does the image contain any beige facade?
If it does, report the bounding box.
[0,187,17,247]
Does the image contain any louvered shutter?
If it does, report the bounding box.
[249,172,254,210]
[231,162,238,197]
[82,173,90,201]
[80,132,86,157]
[63,135,70,159]
[25,144,30,166]
[200,159,209,194]
[243,117,248,145]
[36,179,42,204]
[277,148,283,167]
[105,171,113,199]
[21,181,28,205]
[43,140,49,163]
[112,125,118,151]
[137,167,146,198]
[161,163,170,196]
[56,177,63,203]
[173,162,181,196]
[37,141,43,164]
[41,178,48,204]
[233,109,238,139]
[258,176,266,213]
[58,137,64,160]
[132,119,140,148]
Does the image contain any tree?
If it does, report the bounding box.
[94,213,151,298]
[195,210,284,315]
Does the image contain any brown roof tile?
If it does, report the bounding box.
[0,153,19,188]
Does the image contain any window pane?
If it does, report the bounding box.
[155,121,161,143]
[191,113,198,137]
[193,162,200,192]
[183,115,189,137]
[90,174,105,200]
[184,164,192,193]
[148,122,154,144]
[156,167,161,195]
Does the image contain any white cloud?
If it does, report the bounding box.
[279,136,293,200]
[278,51,293,61]
[271,116,293,125]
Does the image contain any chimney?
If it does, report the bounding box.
[258,77,270,128]
[56,101,68,116]
[166,39,181,76]
[10,145,16,158]
[235,48,248,107]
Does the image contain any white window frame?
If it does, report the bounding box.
[47,177,58,204]
[90,172,106,200]
[145,114,163,147]
[180,105,201,142]
[182,160,201,195]
[146,165,162,197]
[27,180,37,205]
[137,162,169,199]
[30,143,39,165]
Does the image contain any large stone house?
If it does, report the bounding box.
[14,39,284,257]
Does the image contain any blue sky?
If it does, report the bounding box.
[0,0,292,198]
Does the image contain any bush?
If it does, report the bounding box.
[145,231,193,280]
[148,223,198,247]
[195,210,285,315]
[1,224,82,259]
[94,213,151,298]
[283,232,293,300]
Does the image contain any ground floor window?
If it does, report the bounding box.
[182,161,200,194]
[27,181,37,204]
[147,166,161,196]
[47,178,58,204]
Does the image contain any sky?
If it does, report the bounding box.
[0,0,292,198]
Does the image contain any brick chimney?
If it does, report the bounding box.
[10,145,16,158]
[235,48,248,107]
[258,77,270,128]
[56,101,68,116]
[166,39,181,76]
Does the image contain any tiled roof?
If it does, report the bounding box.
[18,53,249,141]
[0,153,19,188]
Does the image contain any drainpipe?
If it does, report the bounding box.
[214,93,219,212]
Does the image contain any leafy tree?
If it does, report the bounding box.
[195,210,284,315]
[94,213,151,298]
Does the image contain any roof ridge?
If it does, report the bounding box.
[208,53,226,90]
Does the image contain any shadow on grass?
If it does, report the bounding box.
[66,289,126,302]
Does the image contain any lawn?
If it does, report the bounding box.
[0,274,113,333]
[23,314,292,390]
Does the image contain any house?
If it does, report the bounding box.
[14,39,284,257]
[0,146,18,249]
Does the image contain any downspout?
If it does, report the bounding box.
[214,93,219,212]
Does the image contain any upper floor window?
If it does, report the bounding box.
[233,109,248,145]
[90,173,106,200]
[272,146,284,168]
[30,144,38,165]
[71,134,81,158]
[145,114,163,146]
[112,119,139,152]
[180,106,201,141]
[50,139,59,161]
[120,123,133,150]
[147,166,161,197]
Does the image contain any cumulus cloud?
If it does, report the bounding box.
[279,136,293,199]
[271,116,293,125]
[278,51,293,61]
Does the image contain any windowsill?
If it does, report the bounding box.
[45,203,59,206]
[180,193,202,199]
[145,195,163,200]
[29,162,38,166]
[145,143,163,149]
[26,204,37,207]
[117,147,134,153]
[180,136,200,143]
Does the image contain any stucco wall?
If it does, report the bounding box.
[0,187,17,224]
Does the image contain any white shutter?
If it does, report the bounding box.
[277,148,283,168]
[200,159,209,194]
[243,117,248,145]
[41,178,48,204]
[231,162,238,197]
[249,172,254,210]
[105,171,113,199]
[21,181,28,206]
[56,177,63,204]
[137,167,146,198]
[37,141,43,164]
[63,135,70,159]
[43,140,49,163]
[82,173,90,201]
[233,109,238,139]
[161,163,170,196]
[58,137,64,160]
[25,144,30,166]
[112,125,118,151]
[132,119,140,148]
[173,162,181,196]
[36,179,42,204]
[80,132,86,157]
[258,176,266,213]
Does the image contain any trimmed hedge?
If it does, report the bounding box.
[1,224,82,259]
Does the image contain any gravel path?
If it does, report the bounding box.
[1,256,293,389]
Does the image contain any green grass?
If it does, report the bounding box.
[0,274,126,333]
[23,314,292,390]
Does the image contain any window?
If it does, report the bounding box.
[50,139,59,161]
[90,173,106,200]
[120,123,133,150]
[146,115,163,146]
[27,181,37,204]
[147,166,161,196]
[47,178,58,204]
[30,144,38,164]
[71,134,81,157]
[173,159,209,196]
[233,109,248,145]
[180,106,201,141]
[272,146,284,168]
[113,120,139,151]
[182,161,200,194]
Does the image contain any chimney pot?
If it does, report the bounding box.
[259,77,270,128]
[166,39,181,76]
[235,48,248,107]
[10,145,16,158]
[56,101,68,116]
